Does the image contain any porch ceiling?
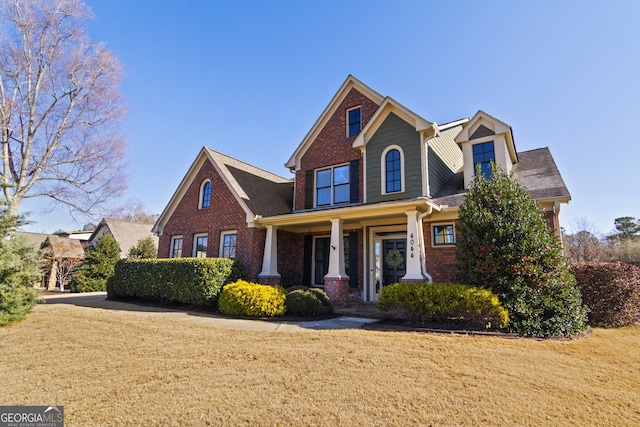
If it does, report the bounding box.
[255,197,441,232]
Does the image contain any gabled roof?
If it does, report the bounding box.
[153,147,293,234]
[455,110,518,163]
[91,218,158,257]
[285,75,384,170]
[40,236,85,259]
[14,231,50,250]
[352,97,438,149]
[431,147,571,208]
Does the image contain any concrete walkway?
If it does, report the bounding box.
[38,292,380,332]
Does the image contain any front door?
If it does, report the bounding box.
[372,237,406,300]
[382,239,406,286]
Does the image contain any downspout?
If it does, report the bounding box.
[418,207,433,283]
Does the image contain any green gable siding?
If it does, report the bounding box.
[366,112,422,203]
[427,124,464,196]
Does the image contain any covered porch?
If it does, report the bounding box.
[255,198,441,306]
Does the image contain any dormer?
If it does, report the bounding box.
[455,110,518,188]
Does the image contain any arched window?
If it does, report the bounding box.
[385,148,402,193]
[200,180,211,208]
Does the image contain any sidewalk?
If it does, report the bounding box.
[38,292,380,332]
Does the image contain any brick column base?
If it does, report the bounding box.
[400,277,426,283]
[257,275,281,286]
[324,276,349,307]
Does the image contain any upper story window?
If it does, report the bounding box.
[316,164,349,206]
[220,231,237,258]
[199,180,211,209]
[170,236,183,258]
[473,142,495,177]
[347,107,361,137]
[385,148,402,193]
[433,224,455,246]
[193,233,208,258]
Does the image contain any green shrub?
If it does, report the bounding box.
[0,206,43,326]
[128,236,157,259]
[218,280,286,317]
[107,257,245,306]
[571,262,640,327]
[377,282,509,329]
[71,233,120,292]
[456,162,587,337]
[285,287,333,316]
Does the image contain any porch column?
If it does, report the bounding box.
[402,210,426,282]
[324,218,349,307]
[258,225,280,285]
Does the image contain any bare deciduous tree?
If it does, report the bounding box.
[54,256,82,291]
[563,217,607,262]
[0,0,126,218]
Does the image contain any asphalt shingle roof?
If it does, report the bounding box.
[431,147,571,208]
[226,165,293,217]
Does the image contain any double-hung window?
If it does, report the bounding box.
[193,234,208,258]
[347,107,361,137]
[472,142,495,177]
[220,231,237,258]
[433,224,455,246]
[170,236,183,258]
[316,165,349,206]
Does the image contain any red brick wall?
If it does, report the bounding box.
[423,220,460,283]
[157,159,265,281]
[294,88,379,211]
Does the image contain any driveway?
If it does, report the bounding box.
[38,292,380,332]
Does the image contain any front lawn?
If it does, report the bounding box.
[1,303,638,426]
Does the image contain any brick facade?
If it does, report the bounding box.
[423,220,460,282]
[294,88,379,211]
[158,160,266,281]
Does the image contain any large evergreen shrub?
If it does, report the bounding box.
[107,257,245,306]
[0,208,42,326]
[128,236,157,259]
[456,163,587,337]
[571,262,640,327]
[70,233,120,292]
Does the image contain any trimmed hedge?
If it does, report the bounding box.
[218,280,286,317]
[377,282,509,329]
[285,287,333,316]
[107,258,245,306]
[571,262,640,328]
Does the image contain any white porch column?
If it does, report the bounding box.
[402,210,426,282]
[326,218,347,277]
[258,225,279,279]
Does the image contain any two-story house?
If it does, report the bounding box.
[152,75,570,306]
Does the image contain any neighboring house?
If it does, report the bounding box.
[40,236,86,290]
[153,75,571,305]
[90,218,158,259]
[54,230,93,240]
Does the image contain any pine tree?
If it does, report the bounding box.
[456,163,588,337]
[0,203,42,325]
[70,233,120,292]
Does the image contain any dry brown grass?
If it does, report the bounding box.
[1,303,639,426]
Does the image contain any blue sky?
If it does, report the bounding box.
[20,0,640,236]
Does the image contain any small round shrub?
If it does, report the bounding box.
[285,288,333,316]
[218,280,286,317]
[571,262,640,328]
[377,282,509,329]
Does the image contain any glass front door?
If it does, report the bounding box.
[372,235,406,300]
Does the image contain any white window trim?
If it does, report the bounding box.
[192,233,208,258]
[170,235,183,258]
[346,105,362,137]
[315,163,350,207]
[198,179,212,209]
[380,145,405,195]
[219,230,237,258]
[431,223,456,247]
